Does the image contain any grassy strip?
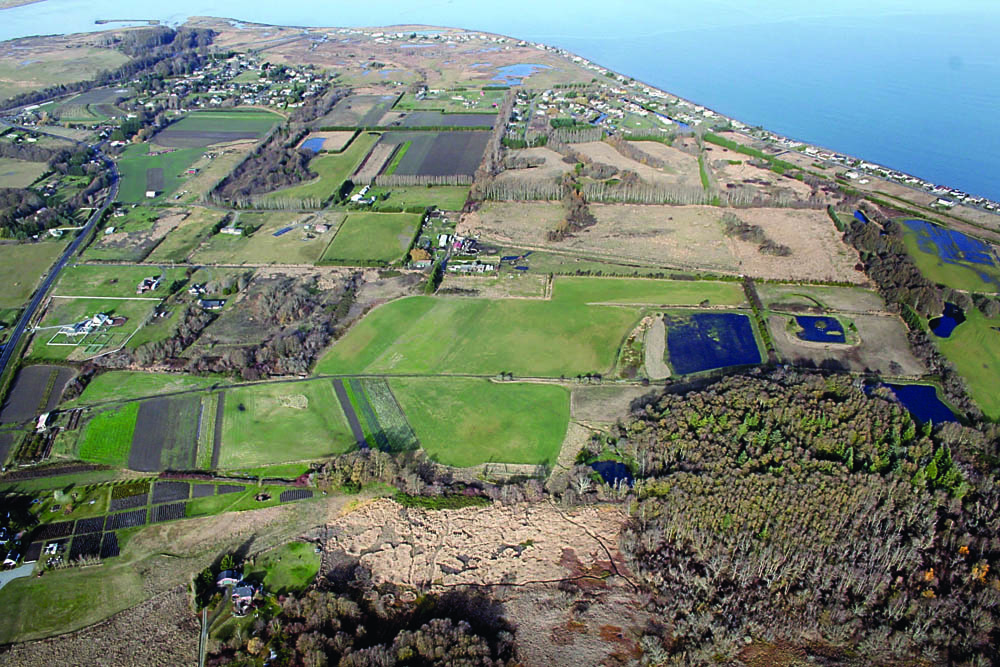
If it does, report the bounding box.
[195,393,219,470]
[383,141,410,176]
[393,492,490,510]
[697,153,710,191]
[703,132,798,173]
[77,403,140,466]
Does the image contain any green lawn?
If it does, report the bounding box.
[367,185,470,211]
[244,541,320,595]
[320,212,420,265]
[219,381,357,468]
[76,402,140,466]
[68,371,223,406]
[50,265,186,298]
[158,110,281,136]
[190,211,341,265]
[390,378,569,467]
[115,144,204,203]
[317,277,739,378]
[0,157,47,187]
[0,240,67,308]
[935,308,1000,419]
[261,132,379,204]
[902,225,1000,293]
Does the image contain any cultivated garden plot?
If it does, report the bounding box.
[151,502,187,523]
[0,364,75,423]
[151,110,281,148]
[104,508,148,531]
[338,378,420,453]
[73,516,105,535]
[68,532,102,560]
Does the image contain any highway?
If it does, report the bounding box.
[0,123,119,381]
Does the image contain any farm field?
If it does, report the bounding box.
[390,378,569,467]
[367,184,470,211]
[395,88,506,113]
[0,46,128,102]
[379,131,489,177]
[0,364,75,423]
[0,240,67,308]
[0,157,46,187]
[115,144,204,203]
[76,402,140,466]
[218,380,356,468]
[902,219,1000,292]
[318,277,725,377]
[144,207,225,263]
[69,371,223,406]
[757,283,887,313]
[934,308,1000,419]
[49,264,186,298]
[151,110,281,148]
[314,93,397,127]
[554,276,744,307]
[190,211,342,265]
[128,395,201,471]
[83,208,192,262]
[397,111,496,128]
[260,132,378,204]
[319,212,420,266]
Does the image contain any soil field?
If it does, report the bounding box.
[0,240,67,308]
[352,140,397,182]
[574,141,701,187]
[152,110,281,148]
[768,313,926,377]
[0,156,46,187]
[315,93,398,127]
[0,431,18,465]
[128,396,201,472]
[570,384,659,422]
[298,130,356,152]
[320,212,419,266]
[219,380,356,469]
[391,378,568,467]
[380,131,489,177]
[0,364,74,423]
[395,111,496,128]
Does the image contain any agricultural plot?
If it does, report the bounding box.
[0,240,67,308]
[195,393,219,469]
[0,46,128,102]
[83,208,191,262]
[190,211,341,265]
[396,111,496,128]
[319,212,420,266]
[114,145,204,203]
[76,403,139,467]
[379,131,489,178]
[152,110,281,148]
[73,516,105,535]
[104,509,148,530]
[663,312,762,375]
[218,381,356,469]
[352,141,397,182]
[340,378,419,452]
[70,371,221,407]
[314,94,398,127]
[903,219,1000,292]
[0,157,46,187]
[757,284,887,313]
[767,313,925,377]
[99,531,120,559]
[108,493,148,512]
[127,396,201,472]
[260,132,379,204]
[151,502,187,523]
[143,207,226,263]
[68,532,102,561]
[390,378,568,467]
[0,364,75,423]
[366,185,470,211]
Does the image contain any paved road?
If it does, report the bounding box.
[0,123,119,381]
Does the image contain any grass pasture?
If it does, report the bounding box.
[144,207,225,263]
[261,132,379,204]
[69,371,222,406]
[935,308,1000,419]
[218,381,356,469]
[0,46,128,103]
[366,184,470,211]
[244,541,320,595]
[0,240,67,308]
[319,212,420,266]
[190,211,342,265]
[390,378,568,467]
[115,145,204,203]
[51,265,185,298]
[152,110,281,148]
[77,403,140,466]
[0,157,46,187]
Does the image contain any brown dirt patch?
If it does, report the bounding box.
[300,130,356,152]
[497,146,574,182]
[574,141,699,187]
[353,140,396,182]
[570,385,659,423]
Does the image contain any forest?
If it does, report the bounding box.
[606,370,1000,665]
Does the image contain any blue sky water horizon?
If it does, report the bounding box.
[2,0,999,198]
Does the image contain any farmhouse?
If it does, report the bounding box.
[136,276,161,294]
[220,226,243,236]
[59,313,112,337]
[145,190,157,199]
[216,570,241,587]
[198,299,226,310]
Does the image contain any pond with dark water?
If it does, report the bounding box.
[590,460,633,486]
[794,315,846,343]
[929,302,965,338]
[665,312,762,375]
[883,383,958,425]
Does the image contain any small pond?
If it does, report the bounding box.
[590,460,633,486]
[854,210,870,223]
[794,315,846,343]
[300,137,326,153]
[491,63,550,85]
[883,383,958,425]
[929,302,965,338]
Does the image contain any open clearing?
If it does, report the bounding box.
[76,403,140,467]
[29,296,159,362]
[219,380,356,468]
[320,212,420,266]
[570,384,658,423]
[934,309,1000,419]
[151,110,281,148]
[757,284,887,313]
[0,240,67,308]
[0,44,128,102]
[573,140,702,187]
[317,277,735,378]
[0,156,46,187]
[50,265,185,298]
[390,378,568,467]
[244,541,320,595]
[115,145,203,203]
[495,146,574,183]
[190,211,342,265]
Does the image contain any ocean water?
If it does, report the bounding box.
[2,1,998,199]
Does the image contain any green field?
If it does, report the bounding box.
[391,378,568,467]
[0,157,47,187]
[317,277,743,377]
[261,132,379,204]
[935,309,1000,419]
[320,212,420,265]
[156,110,281,137]
[69,371,223,406]
[144,207,224,263]
[0,240,67,308]
[50,265,185,298]
[367,185,470,211]
[115,144,204,203]
[76,402,140,466]
[219,381,357,468]
[190,211,342,265]
[244,541,320,595]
